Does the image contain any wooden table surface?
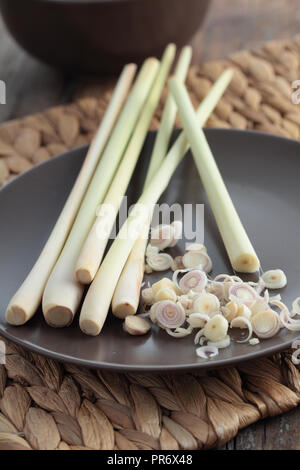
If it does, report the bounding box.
[0,0,299,450]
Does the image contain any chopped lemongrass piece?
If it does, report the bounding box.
[170,77,260,274]
[145,264,153,274]
[186,243,207,252]
[166,326,193,338]
[292,297,300,315]
[187,313,210,328]
[169,220,183,247]
[203,314,228,342]
[182,251,212,272]
[123,316,151,335]
[249,338,260,345]
[292,340,300,365]
[196,346,219,359]
[146,244,159,258]
[261,269,287,289]
[154,288,177,302]
[221,300,239,322]
[154,301,185,329]
[5,63,137,326]
[150,224,175,250]
[79,70,233,335]
[112,64,233,321]
[207,335,231,349]
[229,283,258,306]
[179,270,207,294]
[230,316,253,343]
[251,310,281,338]
[112,47,192,319]
[178,295,193,311]
[236,304,252,320]
[192,292,219,316]
[171,256,184,271]
[42,58,159,327]
[76,45,176,284]
[141,287,154,305]
[152,277,178,296]
[147,253,173,271]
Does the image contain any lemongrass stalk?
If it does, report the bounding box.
[5,64,136,326]
[170,77,260,273]
[42,58,159,328]
[112,46,192,319]
[144,46,192,187]
[79,70,233,336]
[75,44,176,284]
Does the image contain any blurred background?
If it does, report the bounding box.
[0,0,299,123]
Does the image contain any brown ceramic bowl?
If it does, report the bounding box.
[0,0,211,72]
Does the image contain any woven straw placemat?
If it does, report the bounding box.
[0,37,300,450]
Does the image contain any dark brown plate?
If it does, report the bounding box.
[0,129,299,372]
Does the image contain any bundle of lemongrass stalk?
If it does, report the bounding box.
[6,43,259,337]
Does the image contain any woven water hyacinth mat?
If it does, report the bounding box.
[0,37,300,450]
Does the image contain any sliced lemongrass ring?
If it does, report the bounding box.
[214,274,233,283]
[261,269,287,289]
[196,345,219,359]
[185,243,207,253]
[279,310,300,331]
[149,302,161,323]
[155,301,186,329]
[187,312,210,328]
[147,253,173,271]
[172,267,196,289]
[146,244,160,258]
[169,220,183,247]
[207,334,231,349]
[150,224,175,250]
[123,316,151,335]
[203,314,228,342]
[250,298,270,316]
[179,270,207,294]
[182,251,212,272]
[230,316,253,343]
[141,287,154,305]
[192,292,220,316]
[206,281,225,300]
[292,297,300,316]
[166,326,193,338]
[292,340,300,365]
[229,283,258,306]
[194,328,205,345]
[230,275,244,283]
[251,310,281,338]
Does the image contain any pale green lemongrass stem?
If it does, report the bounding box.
[170,77,260,273]
[144,46,192,187]
[112,46,192,318]
[80,70,233,335]
[75,44,176,284]
[5,63,137,326]
[42,58,159,328]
